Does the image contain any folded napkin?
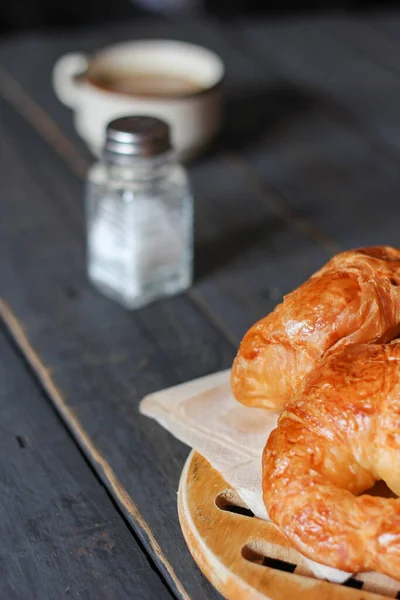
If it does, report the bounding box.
[140,369,353,583]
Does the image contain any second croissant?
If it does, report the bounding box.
[263,340,400,578]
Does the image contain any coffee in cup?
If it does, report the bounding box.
[53,40,225,159]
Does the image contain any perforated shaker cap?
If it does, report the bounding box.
[103,116,172,162]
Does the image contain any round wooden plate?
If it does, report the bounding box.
[178,451,398,600]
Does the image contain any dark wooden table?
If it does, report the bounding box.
[1,11,400,599]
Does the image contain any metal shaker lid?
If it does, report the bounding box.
[103,116,172,161]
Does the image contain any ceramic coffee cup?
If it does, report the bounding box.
[53,40,225,160]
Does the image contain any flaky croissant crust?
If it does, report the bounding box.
[263,341,400,577]
[231,246,400,411]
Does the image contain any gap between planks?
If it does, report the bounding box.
[315,19,400,171]
[0,298,190,600]
[0,66,89,179]
[218,20,400,177]
[322,19,400,83]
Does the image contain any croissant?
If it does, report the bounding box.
[231,246,400,411]
[263,341,400,577]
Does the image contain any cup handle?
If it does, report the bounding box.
[52,53,89,109]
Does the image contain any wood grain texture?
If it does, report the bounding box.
[229,18,400,252]
[322,15,400,155]
[0,324,169,600]
[179,452,399,600]
[0,98,227,599]
[237,15,400,159]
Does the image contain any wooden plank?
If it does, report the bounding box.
[189,157,331,341]
[240,109,400,248]
[323,13,400,78]
[219,18,400,252]
[192,16,400,334]
[320,16,400,158]
[236,17,400,158]
[373,12,400,46]
[192,15,400,336]
[0,324,169,600]
[0,96,229,599]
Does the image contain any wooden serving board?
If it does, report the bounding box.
[178,451,400,600]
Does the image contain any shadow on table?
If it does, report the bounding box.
[194,216,284,281]
[212,82,318,155]
[192,84,316,282]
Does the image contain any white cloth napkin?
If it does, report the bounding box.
[140,369,353,583]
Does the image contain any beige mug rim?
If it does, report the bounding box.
[76,39,225,102]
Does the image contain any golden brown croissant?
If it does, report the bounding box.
[263,341,400,577]
[231,246,400,411]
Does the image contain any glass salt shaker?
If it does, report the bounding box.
[85,116,193,309]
